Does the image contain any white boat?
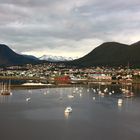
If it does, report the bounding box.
[98,90,105,97]
[112,90,115,94]
[98,90,102,95]
[68,95,74,98]
[104,88,108,93]
[26,97,31,101]
[64,106,72,113]
[121,88,126,93]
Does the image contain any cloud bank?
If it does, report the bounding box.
[0,0,140,57]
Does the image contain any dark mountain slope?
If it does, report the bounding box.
[0,44,39,66]
[67,41,140,67]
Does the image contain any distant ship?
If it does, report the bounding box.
[0,81,12,95]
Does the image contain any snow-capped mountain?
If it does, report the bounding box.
[39,55,75,62]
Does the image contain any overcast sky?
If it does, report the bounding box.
[0,0,140,58]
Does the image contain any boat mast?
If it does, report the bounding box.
[8,80,11,92]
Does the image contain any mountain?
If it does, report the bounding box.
[39,55,74,62]
[67,41,140,67]
[22,54,39,61]
[0,44,39,66]
[1,41,140,67]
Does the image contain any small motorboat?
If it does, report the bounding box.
[65,106,72,113]
[68,95,74,98]
[26,97,31,101]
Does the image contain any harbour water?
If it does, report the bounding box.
[0,84,140,140]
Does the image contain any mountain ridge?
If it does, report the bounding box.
[0,44,39,66]
[67,41,140,67]
[1,41,140,67]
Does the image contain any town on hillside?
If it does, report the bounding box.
[0,62,140,86]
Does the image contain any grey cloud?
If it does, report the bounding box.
[0,0,140,57]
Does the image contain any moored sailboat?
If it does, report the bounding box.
[0,81,12,96]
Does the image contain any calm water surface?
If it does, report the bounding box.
[0,85,140,140]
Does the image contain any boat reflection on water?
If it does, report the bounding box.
[64,106,72,119]
[118,102,123,107]
[117,99,123,107]
[64,112,70,119]
[0,81,12,96]
[0,94,12,103]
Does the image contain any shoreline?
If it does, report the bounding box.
[1,76,140,90]
[10,82,139,90]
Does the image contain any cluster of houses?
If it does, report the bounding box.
[0,63,139,84]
